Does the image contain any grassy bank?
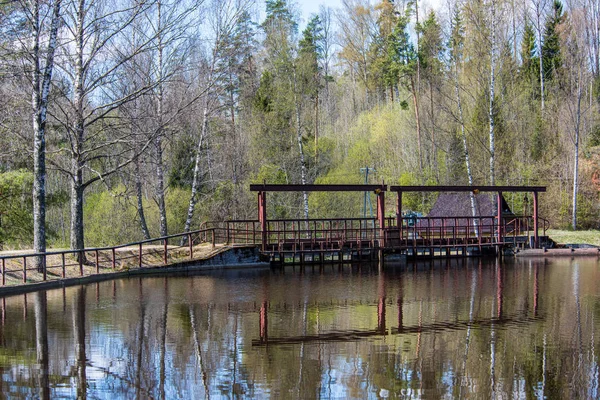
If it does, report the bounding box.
[547,229,600,246]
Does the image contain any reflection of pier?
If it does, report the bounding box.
[224,184,548,263]
[252,313,544,346]
[255,262,542,345]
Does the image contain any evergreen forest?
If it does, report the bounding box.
[0,0,599,251]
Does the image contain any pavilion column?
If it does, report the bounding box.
[258,192,267,251]
[497,191,503,244]
[377,189,385,246]
[533,191,539,248]
[396,191,402,241]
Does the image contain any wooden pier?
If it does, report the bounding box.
[238,184,548,264]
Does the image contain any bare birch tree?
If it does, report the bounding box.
[450,4,479,236]
[531,0,549,111]
[20,0,62,270]
[181,0,251,239]
[51,0,158,252]
[488,0,498,186]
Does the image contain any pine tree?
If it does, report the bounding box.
[541,0,564,83]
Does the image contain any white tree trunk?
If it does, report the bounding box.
[572,71,583,230]
[292,69,310,222]
[155,0,168,238]
[32,0,61,270]
[181,100,209,242]
[488,0,497,187]
[135,156,151,239]
[535,0,546,111]
[70,1,86,253]
[454,65,479,237]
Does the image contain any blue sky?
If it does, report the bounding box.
[296,0,445,30]
[298,0,343,20]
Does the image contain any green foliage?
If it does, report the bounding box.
[84,186,193,246]
[386,11,417,90]
[417,11,443,81]
[0,170,33,248]
[541,0,564,83]
[168,135,196,188]
[589,124,600,148]
[83,187,141,246]
[520,21,539,86]
[254,164,288,184]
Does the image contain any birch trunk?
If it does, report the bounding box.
[135,157,151,239]
[69,160,85,252]
[572,70,583,230]
[429,81,438,181]
[292,69,309,222]
[536,1,546,111]
[181,100,209,243]
[410,77,423,173]
[155,0,168,238]
[488,0,497,187]
[454,61,479,237]
[70,0,86,253]
[32,0,61,271]
[155,136,168,237]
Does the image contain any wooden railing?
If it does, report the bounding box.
[216,215,550,253]
[0,228,224,287]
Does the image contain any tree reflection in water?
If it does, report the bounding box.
[0,257,599,398]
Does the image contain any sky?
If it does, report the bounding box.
[298,0,343,20]
[297,0,446,26]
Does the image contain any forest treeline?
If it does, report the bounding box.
[0,0,598,252]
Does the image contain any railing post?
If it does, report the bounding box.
[111,248,116,270]
[189,234,193,259]
[79,251,83,276]
[42,254,47,281]
[164,239,168,265]
[23,256,27,283]
[211,229,215,248]
[138,243,143,268]
[62,253,66,278]
[1,258,5,286]
[95,250,100,274]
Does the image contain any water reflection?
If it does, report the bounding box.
[0,257,599,398]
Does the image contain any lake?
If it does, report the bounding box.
[0,256,599,398]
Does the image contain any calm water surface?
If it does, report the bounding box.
[1,257,599,399]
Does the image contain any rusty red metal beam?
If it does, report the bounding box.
[390,185,546,192]
[250,184,387,192]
